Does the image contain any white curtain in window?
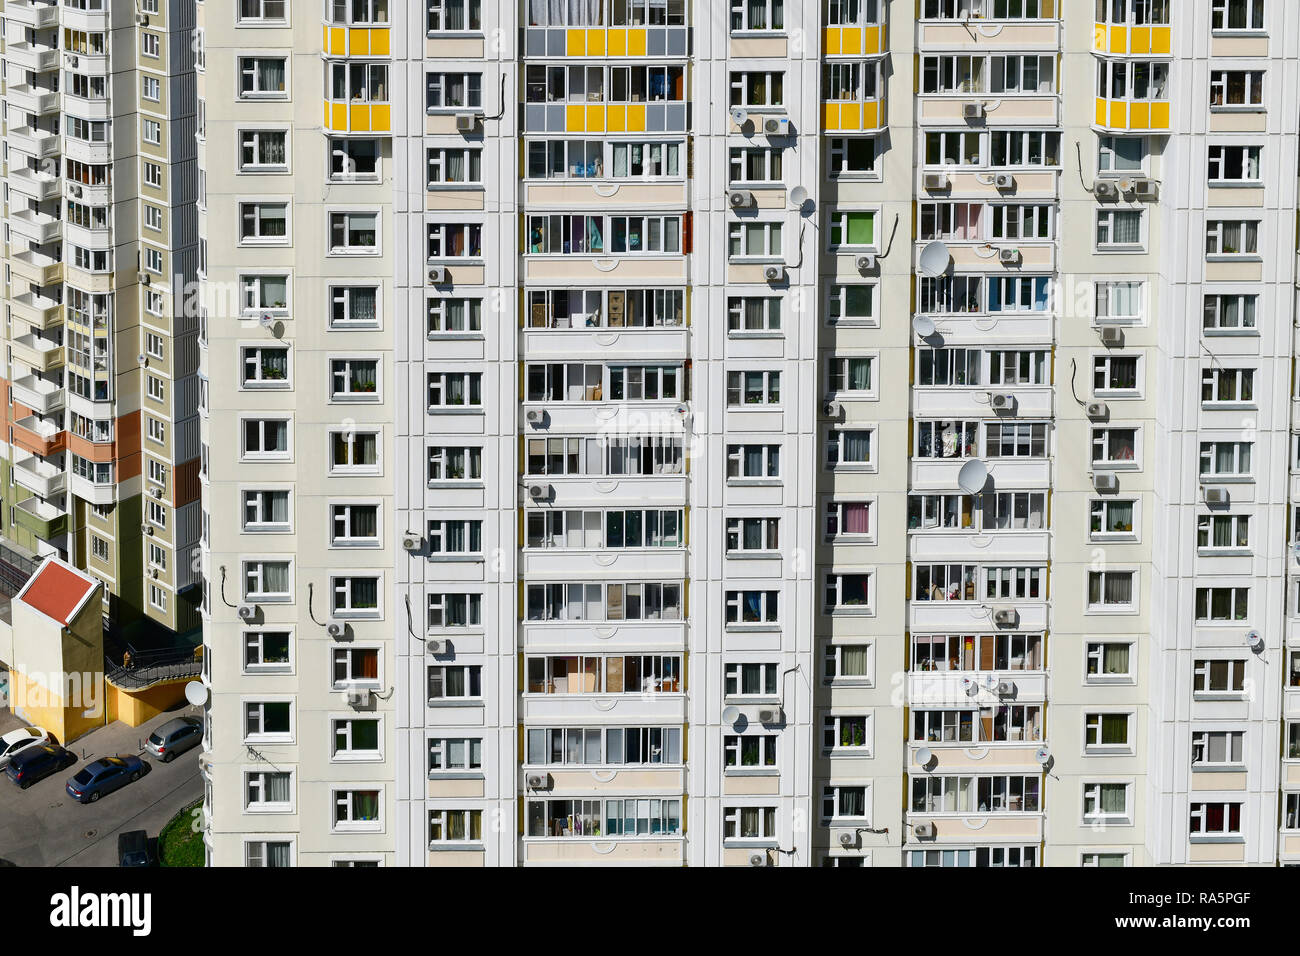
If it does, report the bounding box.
[263,562,289,594]
[265,773,291,802]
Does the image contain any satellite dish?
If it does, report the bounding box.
[1246,630,1264,651]
[957,459,988,495]
[1034,747,1052,765]
[915,747,933,767]
[912,315,937,338]
[963,677,979,697]
[917,240,951,278]
[722,705,741,725]
[184,681,207,706]
[788,185,809,209]
[730,107,749,126]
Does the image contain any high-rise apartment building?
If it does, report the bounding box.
[197,0,1300,867]
[1,0,201,645]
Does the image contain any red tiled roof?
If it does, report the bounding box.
[19,561,97,626]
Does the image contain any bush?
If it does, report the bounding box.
[158,799,205,867]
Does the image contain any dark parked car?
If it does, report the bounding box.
[145,716,202,762]
[6,744,76,790]
[66,755,149,803]
[118,830,155,867]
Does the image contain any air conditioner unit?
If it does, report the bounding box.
[757,707,782,725]
[151,487,164,499]
[838,832,856,848]
[150,568,159,579]
[1094,180,1120,201]
[989,393,1015,412]
[748,851,769,867]
[1099,326,1124,347]
[143,526,154,536]
[763,115,790,136]
[922,172,950,191]
[525,772,552,790]
[1086,401,1110,420]
[994,173,1015,190]
[1132,178,1158,200]
[139,274,151,286]
[454,113,478,132]
[728,189,755,208]
[998,247,1022,265]
[525,408,544,425]
[401,533,423,551]
[855,254,877,272]
[425,637,448,654]
[1093,472,1120,493]
[326,620,347,639]
[1204,486,1229,505]
[995,680,1016,697]
[135,13,149,24]
[237,604,257,621]
[913,822,936,839]
[68,184,82,198]
[823,401,843,419]
[962,102,984,120]
[346,688,371,708]
[427,266,447,285]
[763,265,785,282]
[528,483,552,500]
[992,607,1017,627]
[65,54,79,67]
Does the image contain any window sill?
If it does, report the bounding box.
[826,607,875,616]
[1196,548,1252,558]
[1203,328,1258,338]
[242,526,293,535]
[1201,402,1256,411]
[428,772,486,781]
[1190,764,1248,774]
[1207,181,1264,189]
[1090,532,1138,544]
[428,481,485,490]
[725,624,781,633]
[727,330,784,339]
[1189,835,1244,844]
[1192,692,1248,701]
[1205,255,1263,263]
[1084,605,1138,616]
[726,550,782,560]
[1199,475,1252,484]
[427,332,484,341]
[1208,106,1264,113]
[244,804,295,814]
[428,698,485,707]
[427,406,485,415]
[727,478,782,487]
[425,554,485,563]
[1093,461,1141,472]
[428,842,484,851]
[724,767,779,777]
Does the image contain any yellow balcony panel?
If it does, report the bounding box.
[862,99,881,131]
[1153,26,1170,54]
[1131,26,1150,54]
[1110,99,1127,129]
[586,104,606,132]
[1129,101,1150,129]
[371,104,391,131]
[606,104,627,132]
[628,28,647,56]
[822,102,841,131]
[566,104,586,132]
[370,28,390,56]
[863,25,883,55]
[824,27,841,56]
[1093,24,1106,51]
[352,29,372,55]
[1109,24,1124,53]
[1150,101,1170,129]
[331,101,347,130]
[586,29,606,56]
[567,28,585,55]
[608,28,627,56]
[350,104,372,131]
[626,103,646,132]
[1095,97,1107,126]
[325,25,346,55]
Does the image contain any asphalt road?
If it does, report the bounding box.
[0,707,203,867]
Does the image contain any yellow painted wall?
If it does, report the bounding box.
[9,667,105,746]
[105,679,191,728]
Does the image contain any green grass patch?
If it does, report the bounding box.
[158,799,205,867]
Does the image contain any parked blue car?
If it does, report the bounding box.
[66,755,149,803]
[6,744,76,790]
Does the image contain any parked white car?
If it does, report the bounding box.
[0,727,52,770]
